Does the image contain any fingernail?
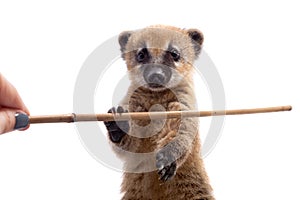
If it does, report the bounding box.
[14,113,29,130]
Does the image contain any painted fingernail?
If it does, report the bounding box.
[14,113,29,130]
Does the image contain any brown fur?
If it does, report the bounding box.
[110,25,214,200]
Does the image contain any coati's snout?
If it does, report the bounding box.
[142,64,172,88]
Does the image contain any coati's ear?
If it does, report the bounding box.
[187,29,204,57]
[118,31,133,53]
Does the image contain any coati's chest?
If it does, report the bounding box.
[127,87,182,152]
[128,87,180,125]
[128,87,179,111]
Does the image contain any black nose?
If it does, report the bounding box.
[142,64,172,88]
[148,73,165,85]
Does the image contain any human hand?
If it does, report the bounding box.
[0,73,30,134]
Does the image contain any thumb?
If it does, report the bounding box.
[0,109,29,134]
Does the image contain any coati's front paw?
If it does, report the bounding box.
[104,106,129,143]
[156,149,177,181]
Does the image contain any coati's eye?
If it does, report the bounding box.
[170,49,180,62]
[136,48,148,62]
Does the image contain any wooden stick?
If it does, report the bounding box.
[28,105,292,124]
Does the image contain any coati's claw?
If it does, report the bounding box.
[158,161,176,181]
[104,106,129,143]
[117,106,125,114]
[156,149,177,181]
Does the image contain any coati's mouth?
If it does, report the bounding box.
[147,83,165,89]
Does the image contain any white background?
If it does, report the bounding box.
[0,1,299,199]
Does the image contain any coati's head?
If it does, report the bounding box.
[119,25,204,91]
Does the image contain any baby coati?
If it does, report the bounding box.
[104,25,215,200]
